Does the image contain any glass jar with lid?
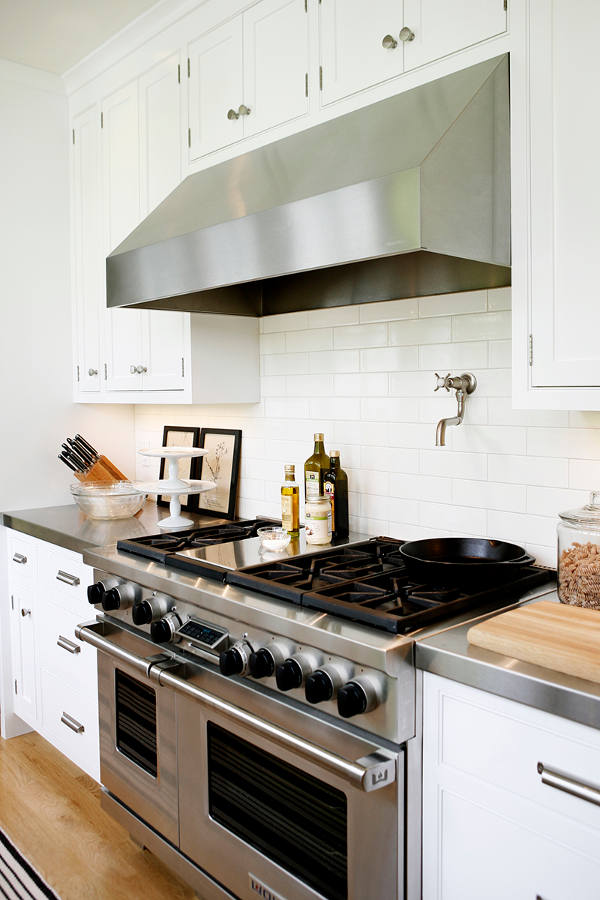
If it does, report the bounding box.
[558,491,600,608]
[305,495,332,545]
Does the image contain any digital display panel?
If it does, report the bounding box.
[178,618,227,649]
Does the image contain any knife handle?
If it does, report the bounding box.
[75,434,98,458]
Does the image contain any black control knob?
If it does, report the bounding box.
[102,587,121,611]
[87,582,105,606]
[219,648,244,676]
[305,670,334,704]
[132,601,153,626]
[337,682,368,719]
[151,618,172,643]
[249,648,275,679]
[276,659,303,691]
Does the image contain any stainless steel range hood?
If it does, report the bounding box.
[107,55,510,317]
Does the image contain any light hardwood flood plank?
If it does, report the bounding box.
[0,732,196,900]
[468,599,600,683]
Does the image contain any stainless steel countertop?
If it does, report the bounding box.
[415,589,600,731]
[2,501,231,554]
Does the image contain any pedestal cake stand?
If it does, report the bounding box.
[136,447,216,529]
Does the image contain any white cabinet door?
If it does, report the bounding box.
[101,81,144,391]
[139,52,182,214]
[243,0,309,137]
[528,0,600,388]
[188,18,244,159]
[402,0,507,71]
[72,105,102,394]
[9,585,37,727]
[141,310,189,391]
[319,0,404,105]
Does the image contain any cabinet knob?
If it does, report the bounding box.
[20,608,31,617]
[130,364,136,374]
[227,108,240,120]
[135,365,148,374]
[88,368,98,376]
[238,104,251,117]
[382,34,398,49]
[399,26,415,42]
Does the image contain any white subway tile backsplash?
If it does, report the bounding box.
[360,347,419,372]
[134,291,596,563]
[390,318,451,346]
[334,323,388,349]
[452,310,511,342]
[418,290,487,318]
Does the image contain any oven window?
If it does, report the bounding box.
[115,670,157,777]
[207,723,347,900]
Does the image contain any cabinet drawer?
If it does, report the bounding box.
[7,533,36,579]
[38,601,97,687]
[430,675,600,834]
[40,546,91,615]
[41,668,99,782]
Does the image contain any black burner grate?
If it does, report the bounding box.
[117,518,277,563]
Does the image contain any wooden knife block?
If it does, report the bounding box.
[74,455,128,483]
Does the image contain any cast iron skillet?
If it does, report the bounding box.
[399,537,535,586]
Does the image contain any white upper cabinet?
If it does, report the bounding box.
[243,0,309,137]
[188,18,245,159]
[142,311,189,392]
[139,52,183,213]
[402,0,507,71]
[71,105,102,394]
[319,0,404,106]
[528,0,600,392]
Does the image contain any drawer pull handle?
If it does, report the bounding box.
[57,635,81,655]
[20,608,31,617]
[56,570,80,587]
[61,712,84,734]
[12,553,27,565]
[537,761,600,808]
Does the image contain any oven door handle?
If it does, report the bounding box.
[75,620,396,793]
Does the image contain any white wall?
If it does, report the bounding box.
[135,287,600,568]
[0,59,134,513]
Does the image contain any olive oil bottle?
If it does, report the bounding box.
[323,450,349,539]
[281,464,300,535]
[304,433,329,502]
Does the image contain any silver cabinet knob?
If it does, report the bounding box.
[12,553,27,565]
[227,108,240,120]
[21,608,31,617]
[135,365,148,374]
[130,364,136,374]
[238,104,251,117]
[382,34,398,49]
[399,26,415,42]
[88,368,98,376]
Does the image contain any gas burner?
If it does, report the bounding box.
[117,518,278,563]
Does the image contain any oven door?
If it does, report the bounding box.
[92,623,179,845]
[168,665,402,900]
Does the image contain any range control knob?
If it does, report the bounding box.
[276,651,321,692]
[87,576,120,606]
[219,640,253,677]
[150,611,182,644]
[248,641,290,679]
[305,662,353,704]
[337,675,382,719]
[102,582,141,612]
[132,593,174,626]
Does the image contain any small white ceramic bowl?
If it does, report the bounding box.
[257,526,292,552]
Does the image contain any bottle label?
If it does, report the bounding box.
[324,482,335,529]
[281,495,293,531]
[305,507,332,544]
[305,471,320,500]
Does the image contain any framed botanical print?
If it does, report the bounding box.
[193,428,242,519]
[157,425,201,509]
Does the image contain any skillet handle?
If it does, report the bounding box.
[506,554,535,566]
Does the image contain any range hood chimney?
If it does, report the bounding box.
[107,55,510,317]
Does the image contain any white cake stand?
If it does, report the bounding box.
[136,447,216,529]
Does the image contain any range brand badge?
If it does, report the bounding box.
[249,874,287,900]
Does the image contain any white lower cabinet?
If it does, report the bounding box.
[5,533,100,782]
[423,672,600,900]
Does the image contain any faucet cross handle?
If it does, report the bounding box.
[434,373,451,392]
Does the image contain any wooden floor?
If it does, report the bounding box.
[0,732,197,899]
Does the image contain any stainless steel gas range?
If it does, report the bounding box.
[77,520,555,900]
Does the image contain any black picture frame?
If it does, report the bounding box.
[157,425,201,509]
[193,428,242,519]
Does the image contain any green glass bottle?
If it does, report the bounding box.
[323,450,349,539]
[304,432,329,502]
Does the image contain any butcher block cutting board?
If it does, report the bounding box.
[467,600,600,684]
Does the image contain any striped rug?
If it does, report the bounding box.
[0,829,59,900]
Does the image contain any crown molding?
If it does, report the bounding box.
[0,57,65,95]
